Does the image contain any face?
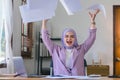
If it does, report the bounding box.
[64,31,75,47]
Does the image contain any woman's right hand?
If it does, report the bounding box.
[42,19,48,24]
[42,19,49,29]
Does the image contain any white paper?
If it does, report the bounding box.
[27,0,58,11]
[19,5,55,23]
[45,75,100,79]
[60,0,82,15]
[88,4,106,18]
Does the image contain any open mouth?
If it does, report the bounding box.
[66,41,72,45]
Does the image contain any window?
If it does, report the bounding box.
[0,27,5,62]
[21,0,33,58]
[21,22,33,58]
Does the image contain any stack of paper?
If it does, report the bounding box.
[19,5,55,23]
[45,75,101,79]
[19,0,58,23]
[87,4,106,18]
[19,0,106,23]
[27,0,58,10]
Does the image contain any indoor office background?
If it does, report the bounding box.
[1,0,120,76]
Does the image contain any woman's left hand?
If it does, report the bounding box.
[89,9,100,22]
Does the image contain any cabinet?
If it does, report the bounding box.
[37,32,61,75]
[87,65,109,76]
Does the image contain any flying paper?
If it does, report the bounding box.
[27,0,58,11]
[60,0,82,15]
[88,4,106,18]
[19,0,58,23]
[19,5,55,23]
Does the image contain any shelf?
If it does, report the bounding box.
[0,63,7,68]
[37,32,61,75]
[41,68,50,75]
[39,56,51,58]
[39,57,52,75]
[50,38,61,40]
[40,38,61,43]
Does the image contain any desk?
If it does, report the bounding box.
[0,77,119,80]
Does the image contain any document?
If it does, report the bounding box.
[60,0,82,15]
[45,75,101,79]
[27,0,58,11]
[88,4,106,18]
[19,5,55,23]
[19,1,106,23]
[19,0,58,23]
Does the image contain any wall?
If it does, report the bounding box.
[13,0,120,75]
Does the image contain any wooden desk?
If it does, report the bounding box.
[0,77,119,80]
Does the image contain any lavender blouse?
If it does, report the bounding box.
[41,28,97,76]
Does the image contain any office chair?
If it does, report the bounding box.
[84,59,87,76]
[13,57,27,77]
[50,59,87,76]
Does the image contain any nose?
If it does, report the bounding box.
[67,36,72,40]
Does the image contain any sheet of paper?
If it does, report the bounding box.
[45,75,100,79]
[27,0,58,11]
[19,5,55,23]
[60,0,82,15]
[87,4,106,18]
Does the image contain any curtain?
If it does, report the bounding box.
[0,22,3,57]
[0,0,3,60]
[2,0,14,74]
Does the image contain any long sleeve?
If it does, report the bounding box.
[82,28,97,53]
[41,29,55,55]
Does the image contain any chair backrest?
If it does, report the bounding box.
[13,56,27,77]
[84,59,87,76]
[84,59,87,67]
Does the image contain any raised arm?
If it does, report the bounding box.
[83,9,100,53]
[41,19,56,55]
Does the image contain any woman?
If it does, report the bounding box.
[41,9,100,76]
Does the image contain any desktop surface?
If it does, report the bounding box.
[0,76,120,80]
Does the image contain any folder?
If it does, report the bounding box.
[27,0,58,11]
[19,0,58,23]
[19,5,55,23]
[60,0,82,15]
[88,4,106,18]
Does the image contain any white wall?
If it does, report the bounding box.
[13,0,120,75]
